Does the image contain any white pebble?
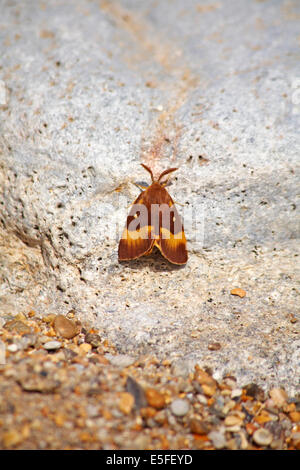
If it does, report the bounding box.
[208,430,226,449]
[170,399,190,417]
[105,354,135,368]
[231,388,243,398]
[253,428,273,446]
[7,343,18,352]
[43,340,62,350]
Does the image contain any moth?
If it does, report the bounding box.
[118,164,188,265]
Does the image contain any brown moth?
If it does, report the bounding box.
[118,164,188,265]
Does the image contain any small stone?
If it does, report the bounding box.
[119,392,134,415]
[291,432,300,449]
[85,332,101,348]
[289,411,300,423]
[224,415,244,427]
[126,376,147,409]
[171,360,190,378]
[145,388,165,410]
[63,348,78,361]
[42,314,56,324]
[194,366,216,387]
[201,383,217,397]
[252,428,273,446]
[7,344,19,353]
[190,418,211,435]
[19,333,37,349]
[208,430,226,449]
[43,340,62,351]
[2,430,23,448]
[230,288,246,298]
[231,388,243,398]
[170,399,189,417]
[105,354,135,368]
[53,315,80,339]
[269,388,288,407]
[208,342,221,351]
[244,383,265,401]
[78,342,92,355]
[3,319,32,335]
[196,394,207,405]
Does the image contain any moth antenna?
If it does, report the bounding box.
[158,167,178,184]
[141,163,154,182]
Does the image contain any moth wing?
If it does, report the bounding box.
[156,198,188,265]
[118,191,154,261]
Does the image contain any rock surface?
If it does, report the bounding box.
[0,0,299,394]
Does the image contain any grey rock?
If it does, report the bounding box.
[208,430,227,450]
[170,399,190,417]
[253,428,273,447]
[43,341,62,351]
[0,0,299,395]
[105,354,136,368]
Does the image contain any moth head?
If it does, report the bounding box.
[141,164,178,187]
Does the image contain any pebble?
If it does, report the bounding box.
[230,288,246,298]
[170,399,190,417]
[208,430,226,449]
[85,332,101,348]
[224,415,244,427]
[231,388,243,398]
[119,392,134,415]
[7,344,19,352]
[269,388,288,407]
[189,418,211,435]
[145,388,165,409]
[105,354,136,368]
[53,315,79,339]
[208,342,221,351]
[43,341,62,351]
[171,360,191,378]
[2,430,23,448]
[3,319,32,335]
[252,428,273,446]
[78,343,92,355]
[125,377,147,409]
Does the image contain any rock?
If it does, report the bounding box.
[2,430,23,448]
[230,288,246,298]
[126,376,147,410]
[119,392,134,415]
[289,411,300,423]
[78,343,92,355]
[53,315,80,339]
[3,320,32,335]
[208,342,221,351]
[0,0,299,397]
[105,354,136,368]
[17,374,60,393]
[244,383,265,401]
[224,415,244,427]
[269,388,288,407]
[253,428,273,446]
[231,388,243,399]
[208,430,226,449]
[85,332,101,348]
[189,418,211,435]
[170,399,190,417]
[43,341,62,351]
[7,344,19,353]
[145,388,165,410]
